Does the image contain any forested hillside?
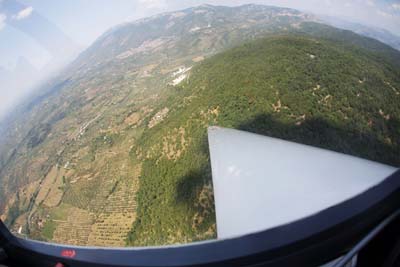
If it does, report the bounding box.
[127,35,400,245]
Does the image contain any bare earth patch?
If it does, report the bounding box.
[192,56,205,62]
[124,112,141,126]
[161,127,188,160]
[148,108,169,128]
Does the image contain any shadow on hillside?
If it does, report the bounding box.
[174,113,399,205]
[175,168,209,205]
[237,113,400,167]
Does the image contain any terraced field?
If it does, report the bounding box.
[52,206,93,245]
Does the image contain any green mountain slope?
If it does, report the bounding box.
[0,4,399,247]
[127,35,400,246]
[0,4,319,245]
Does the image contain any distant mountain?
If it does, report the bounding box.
[320,15,400,51]
[0,4,399,247]
[75,4,314,66]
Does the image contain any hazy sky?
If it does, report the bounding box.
[0,0,399,118]
[0,0,399,70]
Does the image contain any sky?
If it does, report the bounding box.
[0,0,399,118]
[0,0,399,70]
